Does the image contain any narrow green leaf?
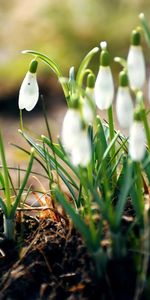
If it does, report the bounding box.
[76,47,99,86]
[54,187,95,251]
[0,197,8,217]
[0,131,11,213]
[10,149,34,218]
[115,159,133,229]
[139,13,150,47]
[142,152,150,183]
[95,117,108,164]
[42,135,79,181]
[19,131,78,202]
[0,172,5,190]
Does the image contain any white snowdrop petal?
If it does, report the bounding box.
[127,46,146,90]
[82,100,94,124]
[129,121,146,161]
[71,132,91,166]
[85,87,94,100]
[19,72,39,111]
[116,87,134,129]
[94,66,114,110]
[61,109,82,152]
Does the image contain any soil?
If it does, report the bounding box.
[0,208,148,300]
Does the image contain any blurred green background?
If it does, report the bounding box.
[0,0,150,181]
[0,0,150,102]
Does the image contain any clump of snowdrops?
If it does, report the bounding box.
[6,12,150,296]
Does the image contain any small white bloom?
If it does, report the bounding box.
[71,131,91,166]
[129,121,146,161]
[94,66,114,110]
[85,87,94,99]
[127,46,146,90]
[19,71,39,111]
[116,87,134,129]
[82,100,94,124]
[61,108,82,152]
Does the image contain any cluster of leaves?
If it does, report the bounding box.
[1,12,150,299]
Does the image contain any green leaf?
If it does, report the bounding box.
[0,172,5,190]
[139,13,150,47]
[0,197,8,217]
[142,152,150,183]
[95,117,108,164]
[0,130,11,214]
[19,131,78,203]
[10,149,34,218]
[54,187,96,251]
[114,159,134,229]
[42,135,79,182]
[76,47,99,86]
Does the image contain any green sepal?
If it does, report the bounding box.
[131,30,141,46]
[87,73,95,88]
[29,60,38,73]
[119,70,128,87]
[100,49,110,66]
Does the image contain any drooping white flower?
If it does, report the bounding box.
[82,99,94,124]
[19,60,39,111]
[94,42,114,110]
[61,108,82,152]
[127,30,146,91]
[81,73,95,124]
[71,131,91,166]
[116,71,134,129]
[129,120,146,161]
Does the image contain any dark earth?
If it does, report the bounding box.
[0,204,148,300]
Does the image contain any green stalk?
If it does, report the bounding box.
[19,109,24,131]
[107,106,117,184]
[0,131,11,215]
[134,162,144,216]
[3,216,15,240]
[10,148,34,218]
[140,106,150,151]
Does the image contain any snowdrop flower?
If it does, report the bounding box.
[71,130,91,166]
[61,108,82,152]
[94,41,114,110]
[127,30,146,91]
[82,74,95,124]
[19,60,39,111]
[129,113,146,161]
[116,71,134,129]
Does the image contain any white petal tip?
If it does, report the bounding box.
[139,13,144,19]
[100,41,107,50]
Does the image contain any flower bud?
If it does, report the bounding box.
[127,30,146,91]
[116,71,134,129]
[129,112,146,161]
[19,60,39,111]
[94,42,114,110]
[61,108,82,152]
[71,131,91,166]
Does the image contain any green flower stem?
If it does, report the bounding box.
[135,162,144,216]
[140,106,150,151]
[20,109,24,131]
[0,131,11,215]
[3,216,15,240]
[107,105,117,184]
